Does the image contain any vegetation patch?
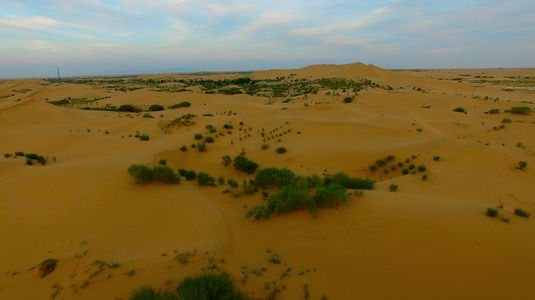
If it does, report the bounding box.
[514,208,530,218]
[127,164,180,184]
[39,258,58,278]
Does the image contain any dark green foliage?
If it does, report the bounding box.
[254,167,295,189]
[219,87,244,95]
[452,107,467,113]
[39,258,58,277]
[433,156,441,161]
[26,158,33,165]
[184,170,196,181]
[389,184,398,192]
[245,205,272,220]
[4,153,11,158]
[221,155,231,166]
[343,96,354,103]
[223,124,233,129]
[417,165,427,172]
[486,207,499,217]
[142,113,154,118]
[268,254,281,264]
[148,104,165,111]
[180,145,187,152]
[197,143,206,151]
[130,286,173,300]
[118,104,139,112]
[218,176,225,185]
[488,109,500,114]
[205,136,214,143]
[267,186,309,214]
[275,147,287,154]
[369,164,377,172]
[312,184,348,208]
[243,184,257,195]
[197,172,215,186]
[227,179,239,188]
[502,117,512,123]
[25,153,39,159]
[158,159,167,165]
[36,156,47,166]
[261,143,269,150]
[402,168,409,175]
[376,159,387,167]
[153,165,180,184]
[194,133,203,140]
[176,272,249,300]
[408,164,415,170]
[139,135,149,141]
[178,169,186,176]
[514,208,530,218]
[385,155,395,162]
[518,161,527,170]
[169,102,191,109]
[233,155,258,174]
[15,151,24,156]
[510,106,532,114]
[330,172,375,189]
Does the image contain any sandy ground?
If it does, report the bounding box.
[1,63,535,299]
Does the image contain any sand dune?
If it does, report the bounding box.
[1,63,535,299]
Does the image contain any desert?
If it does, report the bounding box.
[1,63,535,299]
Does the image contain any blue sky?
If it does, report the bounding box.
[1,0,534,78]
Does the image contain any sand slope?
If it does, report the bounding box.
[1,64,535,299]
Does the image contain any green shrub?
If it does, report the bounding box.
[4,153,11,158]
[245,205,272,220]
[197,143,206,152]
[38,258,58,278]
[184,170,196,180]
[376,159,387,167]
[197,172,214,186]
[205,136,214,143]
[417,165,427,172]
[502,117,512,124]
[275,147,287,154]
[261,143,269,150]
[178,169,186,176]
[153,165,180,184]
[130,285,170,300]
[127,165,154,183]
[243,184,257,195]
[433,156,441,161]
[408,164,415,170]
[227,179,239,188]
[15,151,24,156]
[486,207,499,217]
[254,167,295,189]
[389,184,398,192]
[518,161,527,170]
[169,102,191,109]
[36,156,47,166]
[223,124,233,129]
[402,168,409,175]
[514,208,530,218]
[233,155,258,174]
[422,174,428,181]
[25,153,38,159]
[148,104,165,111]
[180,145,187,152]
[118,104,139,112]
[158,159,167,165]
[330,172,375,189]
[194,133,203,140]
[488,109,500,114]
[510,106,532,114]
[267,186,309,214]
[176,272,249,300]
[452,107,467,113]
[218,176,225,185]
[312,184,348,208]
[25,158,33,165]
[142,113,154,118]
[139,135,149,141]
[221,155,231,166]
[343,96,354,103]
[369,164,377,172]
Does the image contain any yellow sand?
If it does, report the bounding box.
[1,63,535,299]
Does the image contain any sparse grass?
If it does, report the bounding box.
[389,183,398,192]
[514,208,530,218]
[269,254,281,264]
[486,207,499,217]
[38,258,58,278]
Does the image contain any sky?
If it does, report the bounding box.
[1,0,534,78]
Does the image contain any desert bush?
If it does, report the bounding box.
[376,159,387,167]
[510,106,532,114]
[197,172,214,186]
[408,164,415,170]
[488,109,500,114]
[218,176,225,185]
[139,135,149,141]
[343,96,354,103]
[194,133,203,140]
[402,168,409,175]
[330,172,375,189]
[422,174,428,181]
[233,155,258,174]
[221,155,231,166]
[197,143,206,151]
[178,168,186,176]
[180,145,187,152]
[369,164,377,172]
[227,179,239,188]
[15,151,24,156]
[169,102,191,109]
[243,184,257,195]
[4,153,11,158]
[261,143,269,150]
[502,117,512,123]
[148,104,165,111]
[153,165,180,184]
[142,113,154,118]
[25,158,33,165]
[39,258,58,277]
[184,170,196,181]
[25,153,38,159]
[245,205,272,220]
[486,207,499,217]
[176,272,249,300]
[267,186,309,214]
[518,161,527,170]
[275,147,287,154]
[312,183,348,208]
[128,165,154,184]
[158,159,167,165]
[514,208,530,218]
[118,104,139,112]
[254,167,295,189]
[389,184,398,192]
[417,165,427,172]
[36,156,47,165]
[204,136,214,143]
[433,156,441,161]
[130,285,171,300]
[452,107,467,114]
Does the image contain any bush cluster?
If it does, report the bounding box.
[233,155,259,174]
[169,102,191,109]
[148,104,165,111]
[127,164,180,184]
